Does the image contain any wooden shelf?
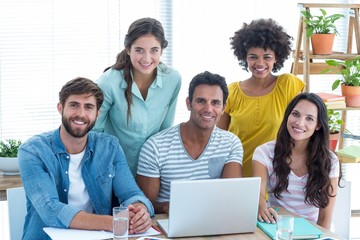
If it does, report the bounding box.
[297,3,360,8]
[295,51,359,60]
[291,62,342,75]
[292,3,360,91]
[292,3,360,149]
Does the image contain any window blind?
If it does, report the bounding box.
[0,0,122,141]
[1,0,358,146]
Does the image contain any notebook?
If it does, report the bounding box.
[257,217,324,239]
[336,145,360,163]
[315,92,345,102]
[156,177,261,238]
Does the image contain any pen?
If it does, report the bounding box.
[152,224,162,233]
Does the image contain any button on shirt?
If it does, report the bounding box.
[18,128,154,240]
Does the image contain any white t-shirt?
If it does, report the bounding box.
[253,140,339,223]
[68,149,94,213]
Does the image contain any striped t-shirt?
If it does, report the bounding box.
[253,140,340,223]
[137,124,243,202]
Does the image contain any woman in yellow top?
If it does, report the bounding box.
[217,18,305,177]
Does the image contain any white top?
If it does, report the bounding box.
[253,140,340,223]
[68,149,94,213]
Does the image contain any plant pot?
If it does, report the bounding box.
[0,157,19,175]
[329,132,340,151]
[311,34,335,54]
[341,84,360,107]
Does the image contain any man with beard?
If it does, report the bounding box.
[18,77,154,240]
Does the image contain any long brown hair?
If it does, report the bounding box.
[105,18,168,122]
[271,93,341,208]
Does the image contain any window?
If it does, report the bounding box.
[0,0,171,141]
[0,0,357,147]
[0,0,121,140]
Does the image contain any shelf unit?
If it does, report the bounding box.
[292,3,360,149]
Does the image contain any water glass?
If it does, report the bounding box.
[113,206,129,240]
[276,215,294,240]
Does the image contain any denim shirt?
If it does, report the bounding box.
[18,128,154,240]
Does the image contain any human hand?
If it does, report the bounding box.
[258,206,278,224]
[127,203,152,234]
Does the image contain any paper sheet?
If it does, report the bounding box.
[43,226,160,240]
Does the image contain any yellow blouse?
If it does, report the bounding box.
[224,74,305,176]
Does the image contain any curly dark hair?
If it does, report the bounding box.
[230,18,293,73]
[271,93,341,208]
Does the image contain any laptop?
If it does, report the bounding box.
[157,177,261,238]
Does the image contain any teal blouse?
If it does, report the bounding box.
[93,64,182,176]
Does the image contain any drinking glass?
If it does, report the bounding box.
[276,215,294,240]
[113,206,129,240]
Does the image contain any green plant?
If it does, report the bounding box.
[0,139,22,157]
[322,56,360,90]
[301,8,345,38]
[327,109,343,134]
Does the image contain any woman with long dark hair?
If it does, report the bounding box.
[253,92,340,230]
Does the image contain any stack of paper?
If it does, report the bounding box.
[43,226,161,240]
[257,217,324,239]
[315,92,346,109]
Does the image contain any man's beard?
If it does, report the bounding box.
[61,115,95,138]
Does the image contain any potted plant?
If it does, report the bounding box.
[323,56,360,107]
[301,8,345,54]
[327,109,343,151]
[0,138,22,175]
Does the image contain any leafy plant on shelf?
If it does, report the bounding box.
[0,139,22,157]
[301,8,345,38]
[327,109,343,134]
[323,56,360,90]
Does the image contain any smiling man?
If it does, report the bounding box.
[18,77,154,240]
[136,71,244,214]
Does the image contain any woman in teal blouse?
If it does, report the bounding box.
[93,18,182,176]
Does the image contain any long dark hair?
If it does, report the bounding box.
[106,17,168,121]
[271,92,340,208]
